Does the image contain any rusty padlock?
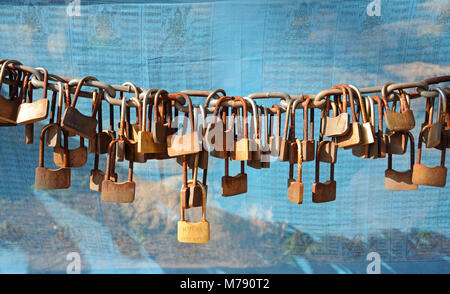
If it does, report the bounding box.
[312,140,336,203]
[412,124,447,187]
[384,131,418,190]
[101,96,136,203]
[61,76,99,139]
[35,123,71,190]
[287,138,304,204]
[279,98,295,162]
[0,60,20,124]
[323,86,349,137]
[16,67,49,125]
[382,82,415,132]
[222,156,247,197]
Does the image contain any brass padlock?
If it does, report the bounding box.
[412,124,447,187]
[61,76,99,139]
[336,84,362,148]
[348,84,374,147]
[35,123,71,190]
[230,96,252,161]
[323,86,349,137]
[317,99,338,163]
[287,139,304,204]
[382,83,415,132]
[178,181,210,244]
[312,140,336,203]
[384,131,418,190]
[137,89,167,154]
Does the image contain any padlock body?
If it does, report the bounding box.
[384,169,417,190]
[35,167,71,190]
[287,182,303,204]
[101,180,135,203]
[412,164,447,187]
[177,220,210,243]
[312,180,336,203]
[221,173,247,196]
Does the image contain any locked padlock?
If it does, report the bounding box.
[384,131,417,190]
[35,123,71,190]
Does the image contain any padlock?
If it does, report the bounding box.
[206,97,233,159]
[412,124,447,187]
[279,98,295,162]
[187,153,208,208]
[176,106,209,169]
[35,123,71,190]
[367,95,387,159]
[178,181,210,244]
[90,152,118,192]
[288,98,300,164]
[312,140,336,203]
[167,92,200,157]
[19,73,35,144]
[247,101,263,169]
[423,93,444,148]
[336,84,362,148]
[0,60,20,124]
[317,99,338,163]
[89,89,114,155]
[222,158,247,197]
[287,138,304,204]
[382,83,415,132]
[61,76,99,139]
[433,87,450,150]
[16,67,49,125]
[259,105,271,168]
[384,131,418,190]
[180,155,191,209]
[300,98,315,161]
[246,97,263,168]
[137,89,167,154]
[352,95,374,158]
[230,96,252,161]
[151,90,169,144]
[348,84,374,147]
[323,85,349,137]
[45,83,63,147]
[269,104,282,158]
[101,97,136,203]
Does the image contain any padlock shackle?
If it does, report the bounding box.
[72,76,98,108]
[417,125,446,167]
[387,131,414,171]
[315,140,334,183]
[281,98,295,141]
[39,123,68,168]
